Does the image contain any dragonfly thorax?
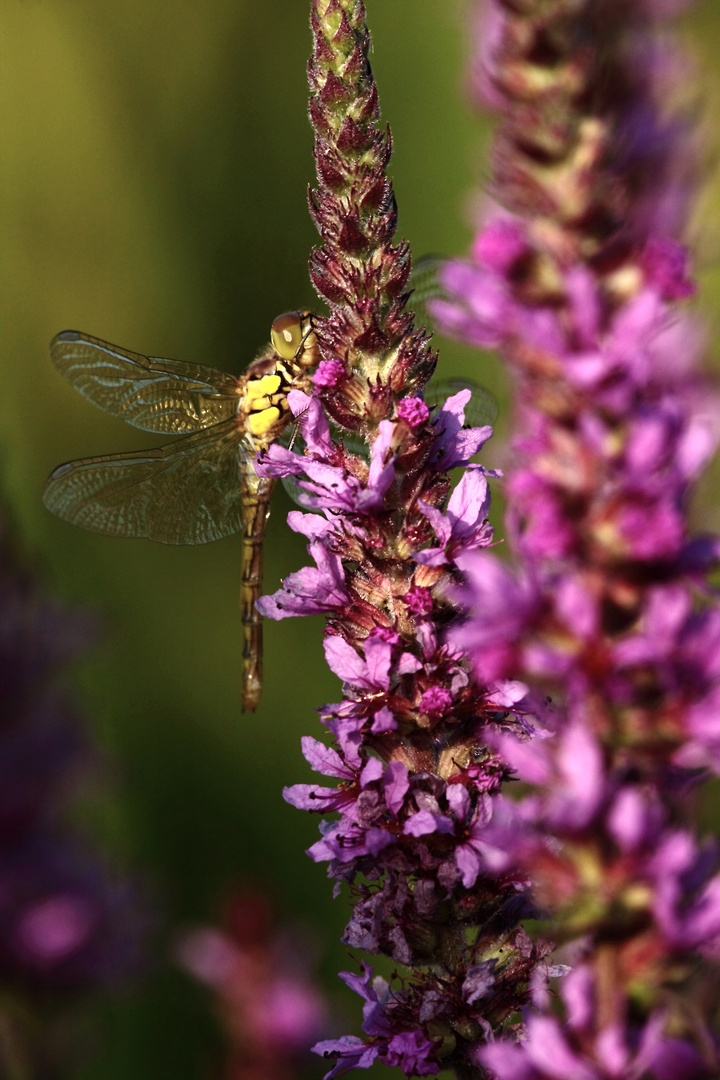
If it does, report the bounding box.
[238,311,319,446]
[239,357,299,443]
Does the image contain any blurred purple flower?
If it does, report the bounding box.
[478,966,712,1080]
[179,890,328,1080]
[432,0,720,1074]
[0,834,145,989]
[0,506,148,1072]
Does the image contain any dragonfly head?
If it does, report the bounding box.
[270,311,319,371]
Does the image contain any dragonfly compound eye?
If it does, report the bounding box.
[271,311,305,361]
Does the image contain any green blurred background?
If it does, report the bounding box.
[1,1,720,1075]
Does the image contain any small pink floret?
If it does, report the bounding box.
[419,686,453,716]
[397,397,430,429]
[405,585,434,615]
[314,358,347,388]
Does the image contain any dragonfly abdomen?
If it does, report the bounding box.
[239,466,275,713]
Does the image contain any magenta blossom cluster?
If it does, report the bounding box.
[431,0,720,1075]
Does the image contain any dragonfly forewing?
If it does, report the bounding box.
[51,331,242,434]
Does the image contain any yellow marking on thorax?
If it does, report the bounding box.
[246,374,282,400]
[248,405,282,436]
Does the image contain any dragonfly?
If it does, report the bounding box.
[43,312,319,712]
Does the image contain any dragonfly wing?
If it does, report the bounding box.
[51,331,242,434]
[43,421,247,545]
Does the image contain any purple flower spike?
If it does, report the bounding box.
[269,2,561,1074]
